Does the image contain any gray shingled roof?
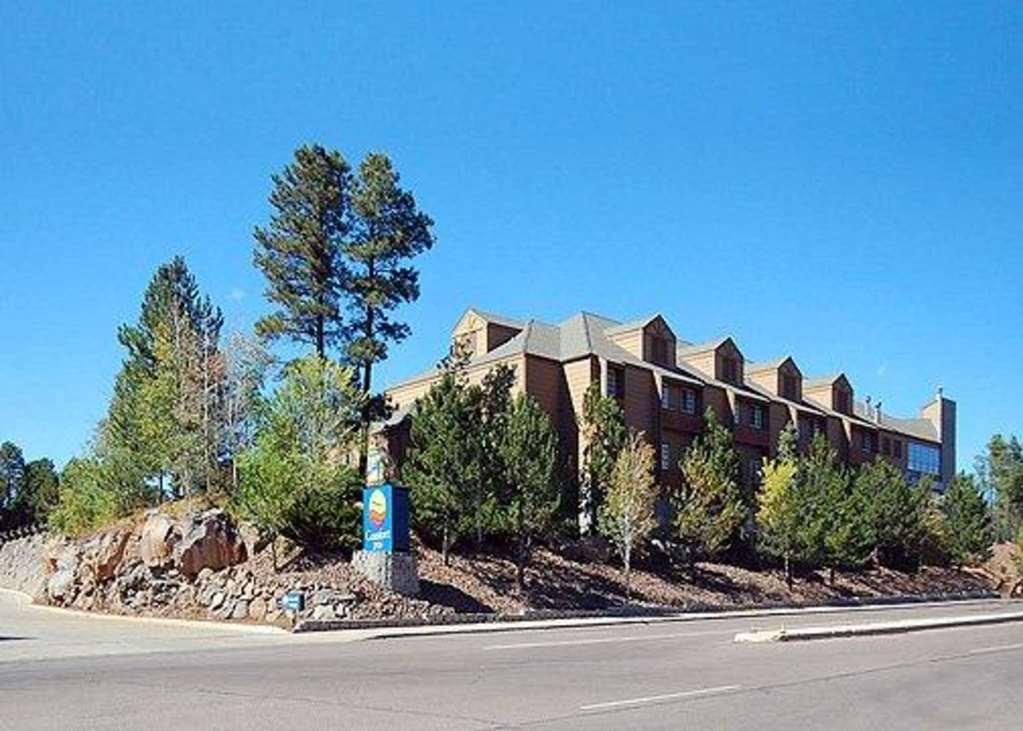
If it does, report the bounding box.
[853,400,938,442]
[676,336,731,356]
[387,310,939,436]
[460,306,525,331]
[746,357,789,374]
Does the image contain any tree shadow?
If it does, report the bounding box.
[418,580,495,613]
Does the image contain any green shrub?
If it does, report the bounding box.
[232,355,365,554]
[48,457,125,537]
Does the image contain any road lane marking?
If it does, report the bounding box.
[580,684,741,711]
[968,642,1023,656]
[484,630,729,651]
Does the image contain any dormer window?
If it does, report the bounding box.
[650,337,669,365]
[722,357,739,384]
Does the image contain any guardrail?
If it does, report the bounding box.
[0,522,46,545]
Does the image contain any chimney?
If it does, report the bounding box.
[875,400,882,425]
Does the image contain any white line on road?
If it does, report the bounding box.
[968,642,1023,656]
[484,630,729,651]
[579,684,741,711]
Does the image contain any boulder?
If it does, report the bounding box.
[47,568,77,602]
[174,510,246,578]
[311,604,336,621]
[139,513,177,567]
[84,529,131,582]
[247,596,267,622]
[230,600,249,620]
[237,521,268,559]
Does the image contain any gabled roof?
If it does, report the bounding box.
[804,395,877,428]
[853,400,939,442]
[604,313,667,336]
[676,336,734,357]
[454,306,525,332]
[746,356,800,376]
[804,373,849,389]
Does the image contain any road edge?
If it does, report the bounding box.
[734,610,1023,643]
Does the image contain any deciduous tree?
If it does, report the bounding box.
[598,432,658,597]
[579,383,627,534]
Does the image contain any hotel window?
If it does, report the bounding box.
[908,442,941,475]
[752,404,764,430]
[733,403,743,427]
[894,440,903,459]
[860,430,874,453]
[606,367,624,398]
[660,443,671,470]
[661,384,679,410]
[681,388,697,415]
[782,374,797,400]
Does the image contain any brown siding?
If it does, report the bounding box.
[487,323,520,352]
[562,357,597,472]
[622,364,656,436]
[524,355,562,422]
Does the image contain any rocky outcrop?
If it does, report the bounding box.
[139,513,177,567]
[0,532,47,596]
[174,510,247,577]
[0,506,440,627]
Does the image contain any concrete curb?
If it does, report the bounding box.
[734,610,1023,643]
[294,590,1004,637]
[0,587,286,635]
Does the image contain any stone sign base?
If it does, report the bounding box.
[352,550,420,596]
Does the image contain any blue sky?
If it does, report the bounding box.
[1,2,1020,471]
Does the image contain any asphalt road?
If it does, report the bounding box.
[2,594,1022,730]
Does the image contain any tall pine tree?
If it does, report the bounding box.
[254,144,351,358]
[343,153,434,471]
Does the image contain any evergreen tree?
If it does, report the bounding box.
[403,373,481,564]
[466,363,516,548]
[672,409,746,562]
[0,441,26,527]
[343,153,435,473]
[253,144,351,358]
[499,394,561,592]
[579,382,627,533]
[853,457,927,570]
[20,459,60,524]
[598,431,658,597]
[108,257,224,497]
[942,473,994,567]
[976,434,1023,539]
